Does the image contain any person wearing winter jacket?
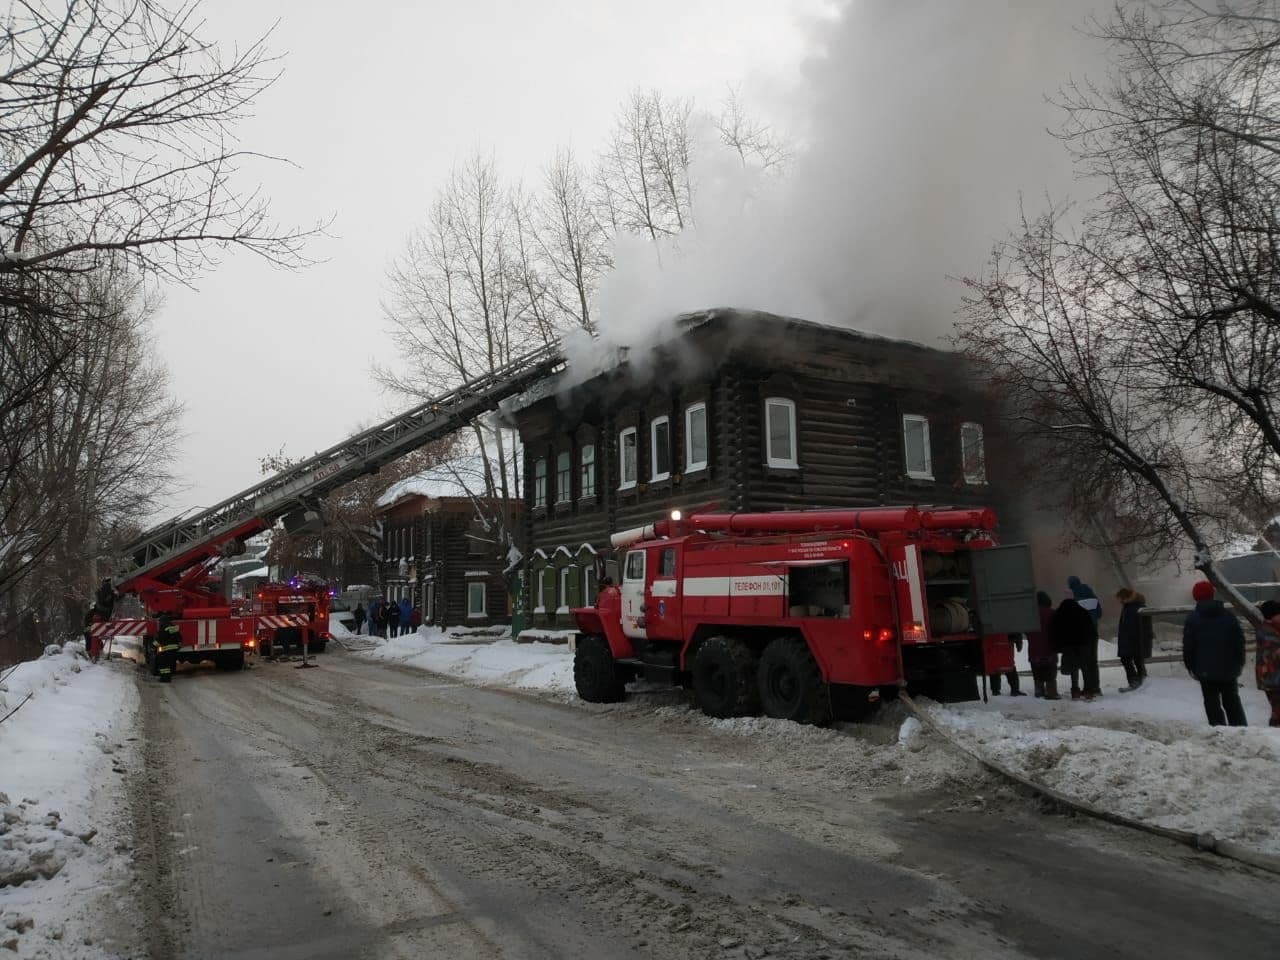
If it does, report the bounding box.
[1050,593,1100,700]
[1026,591,1059,699]
[1115,587,1153,692]
[367,600,379,637]
[1067,575,1102,625]
[1254,598,1280,728]
[409,606,423,632]
[385,600,401,638]
[398,597,412,636]
[1182,581,1247,726]
[989,634,1025,695]
[352,603,366,636]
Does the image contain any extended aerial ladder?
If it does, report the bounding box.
[94,343,564,663]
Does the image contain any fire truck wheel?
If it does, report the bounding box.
[574,635,626,703]
[758,637,831,726]
[692,636,759,719]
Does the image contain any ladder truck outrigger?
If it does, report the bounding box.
[570,505,1040,724]
[85,345,565,680]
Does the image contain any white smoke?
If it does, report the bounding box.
[592,0,1112,349]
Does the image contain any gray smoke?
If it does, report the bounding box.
[592,0,1111,348]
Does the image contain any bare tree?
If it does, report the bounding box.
[959,3,1280,626]
[0,0,318,286]
[594,89,694,241]
[532,148,611,333]
[1,271,181,659]
[715,86,792,173]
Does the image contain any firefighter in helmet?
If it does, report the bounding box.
[154,612,181,683]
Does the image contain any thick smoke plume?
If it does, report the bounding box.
[592,0,1110,349]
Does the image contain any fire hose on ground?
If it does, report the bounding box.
[897,691,1280,877]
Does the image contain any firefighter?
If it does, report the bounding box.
[154,613,181,684]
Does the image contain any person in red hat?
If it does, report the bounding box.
[1182,580,1247,726]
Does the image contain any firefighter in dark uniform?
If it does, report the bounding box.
[155,612,181,683]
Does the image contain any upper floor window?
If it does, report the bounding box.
[902,414,933,480]
[619,427,637,490]
[580,444,596,497]
[533,457,548,507]
[685,403,708,472]
[556,451,572,503]
[765,397,798,469]
[651,416,671,481]
[961,422,986,484]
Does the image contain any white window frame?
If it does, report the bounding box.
[764,397,798,469]
[619,427,637,490]
[685,402,708,473]
[555,451,572,503]
[558,566,571,613]
[581,565,595,601]
[650,415,671,482]
[534,568,547,614]
[467,581,486,619]
[961,421,986,484]
[533,457,547,508]
[580,444,596,498]
[902,414,934,480]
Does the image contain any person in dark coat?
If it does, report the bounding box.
[1115,587,1153,691]
[385,600,401,638]
[409,606,422,632]
[1027,591,1059,699]
[352,602,365,636]
[1255,599,1280,728]
[1182,580,1247,727]
[1050,592,1099,700]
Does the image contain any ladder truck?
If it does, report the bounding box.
[570,506,1040,724]
[86,344,564,679]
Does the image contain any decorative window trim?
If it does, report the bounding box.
[961,421,987,485]
[902,414,934,480]
[533,567,547,614]
[559,566,572,609]
[764,397,799,469]
[685,402,708,473]
[619,427,638,490]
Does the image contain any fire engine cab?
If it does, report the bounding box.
[571,506,1038,724]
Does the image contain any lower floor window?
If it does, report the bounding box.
[467,581,486,618]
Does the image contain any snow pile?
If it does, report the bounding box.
[357,627,574,693]
[925,666,1280,855]
[0,643,139,957]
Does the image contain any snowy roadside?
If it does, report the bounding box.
[922,659,1280,856]
[342,624,575,694]
[0,644,140,958]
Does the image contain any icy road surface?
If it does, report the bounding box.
[125,652,1276,960]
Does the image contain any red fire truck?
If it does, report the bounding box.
[570,506,1038,723]
[252,579,334,657]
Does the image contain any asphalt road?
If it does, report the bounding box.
[123,651,1276,960]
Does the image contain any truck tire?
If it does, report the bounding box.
[692,636,759,718]
[758,637,831,726]
[574,635,626,703]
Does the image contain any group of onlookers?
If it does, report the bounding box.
[992,575,1280,728]
[352,597,422,638]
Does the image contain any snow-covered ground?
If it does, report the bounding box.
[0,643,139,958]
[349,624,1279,858]
[922,658,1280,856]
[341,623,575,694]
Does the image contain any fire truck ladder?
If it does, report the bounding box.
[116,343,565,592]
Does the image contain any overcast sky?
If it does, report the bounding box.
[151,0,1114,525]
[151,0,827,520]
